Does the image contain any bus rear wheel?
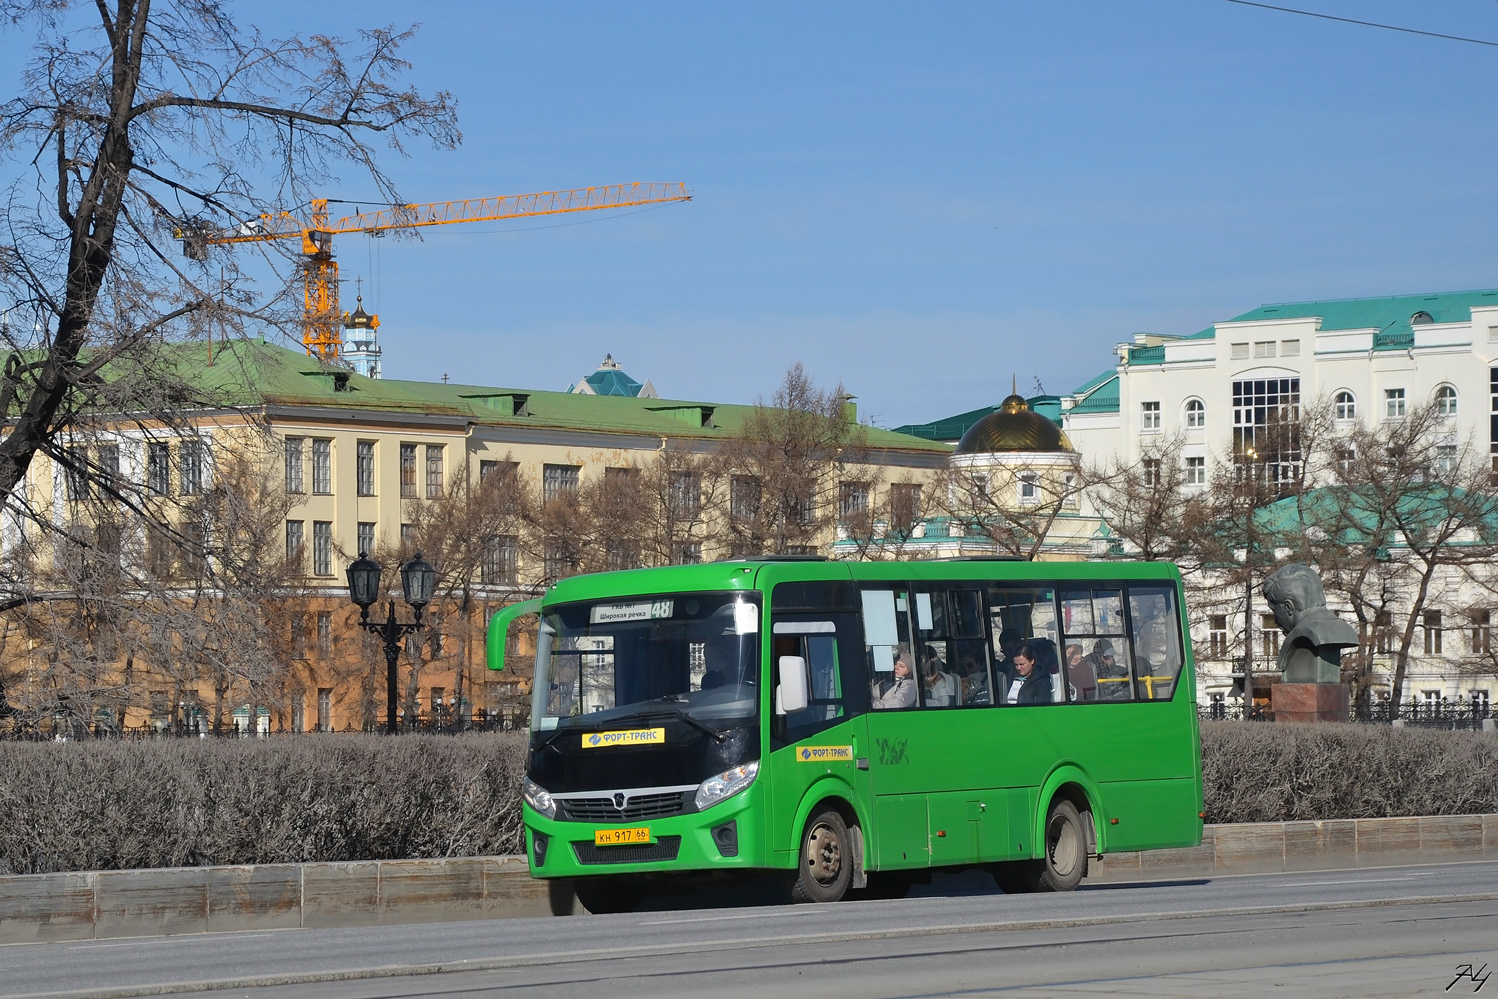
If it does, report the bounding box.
[792,807,851,903]
[992,799,1088,894]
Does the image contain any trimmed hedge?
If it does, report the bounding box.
[1200,721,1498,824]
[0,724,1493,874]
[0,734,527,875]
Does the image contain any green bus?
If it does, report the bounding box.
[488,556,1202,913]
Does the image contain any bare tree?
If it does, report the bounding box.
[1306,403,1498,715]
[720,363,864,557]
[0,0,457,525]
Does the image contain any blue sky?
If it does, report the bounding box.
[6,1,1498,427]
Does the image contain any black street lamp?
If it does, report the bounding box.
[347,551,437,734]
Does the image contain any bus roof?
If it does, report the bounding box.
[540,558,1184,608]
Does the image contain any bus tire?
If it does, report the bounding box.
[1036,799,1087,892]
[792,807,852,903]
[575,877,644,914]
[547,879,580,916]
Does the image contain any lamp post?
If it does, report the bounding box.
[346,551,437,734]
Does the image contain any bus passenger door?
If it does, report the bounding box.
[766,613,870,859]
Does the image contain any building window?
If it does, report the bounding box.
[291,615,307,658]
[63,448,89,500]
[1374,610,1393,655]
[311,439,331,494]
[1018,472,1039,502]
[357,521,375,557]
[1280,339,1301,357]
[1253,341,1276,359]
[425,445,444,498]
[147,442,171,496]
[480,459,518,488]
[1333,391,1356,422]
[96,444,119,492]
[1472,690,1491,715]
[839,480,870,519]
[317,688,332,733]
[286,520,304,564]
[1384,388,1406,419]
[604,540,641,571]
[1184,398,1205,429]
[399,444,417,498]
[1232,377,1301,483]
[731,476,761,522]
[317,611,332,654]
[1435,444,1457,475]
[1472,610,1492,654]
[312,521,332,576]
[544,543,579,580]
[356,441,375,496]
[401,522,415,545]
[284,437,304,493]
[1335,447,1356,479]
[675,542,702,565]
[1185,456,1206,485]
[1260,613,1281,659]
[1140,400,1161,432]
[1424,610,1443,655]
[180,439,205,495]
[671,472,702,517]
[1208,615,1229,659]
[1434,385,1458,417]
[785,491,815,526]
[481,535,519,585]
[1230,342,1249,360]
[542,463,580,503]
[1142,458,1162,487]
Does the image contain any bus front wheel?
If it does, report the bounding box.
[792,807,852,903]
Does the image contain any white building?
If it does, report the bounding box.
[1061,289,1494,480]
[1059,289,1497,711]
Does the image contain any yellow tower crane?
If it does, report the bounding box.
[182,182,691,362]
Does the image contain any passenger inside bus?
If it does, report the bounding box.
[1065,642,1097,701]
[957,649,990,705]
[1088,639,1131,700]
[994,627,1023,690]
[1008,641,1053,705]
[872,644,917,709]
[921,643,960,707]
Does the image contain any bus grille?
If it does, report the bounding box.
[559,791,689,822]
[573,836,682,865]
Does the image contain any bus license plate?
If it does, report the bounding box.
[595,827,651,846]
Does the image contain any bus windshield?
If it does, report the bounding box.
[532,591,761,732]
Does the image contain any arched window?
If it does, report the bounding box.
[1333,391,1356,421]
[1435,384,1457,416]
[1184,398,1206,429]
[1411,310,1434,325]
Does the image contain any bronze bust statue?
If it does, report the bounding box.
[1261,564,1359,684]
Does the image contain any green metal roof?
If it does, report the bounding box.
[1067,373,1120,415]
[1224,289,1498,347]
[891,395,1062,443]
[169,339,949,452]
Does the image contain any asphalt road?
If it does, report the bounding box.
[4,862,1497,999]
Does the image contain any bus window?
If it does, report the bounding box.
[911,587,984,708]
[862,587,918,710]
[1060,588,1134,702]
[990,586,1062,705]
[1129,585,1184,700]
[772,621,846,738]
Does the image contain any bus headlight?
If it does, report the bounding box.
[523,777,557,820]
[694,761,759,812]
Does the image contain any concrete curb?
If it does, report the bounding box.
[2,814,1495,943]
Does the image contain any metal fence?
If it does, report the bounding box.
[1200,696,1494,728]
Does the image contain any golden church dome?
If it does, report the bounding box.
[953,393,1073,454]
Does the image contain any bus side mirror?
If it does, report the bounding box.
[777,655,809,714]
[486,598,542,671]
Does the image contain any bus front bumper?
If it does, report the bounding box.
[524,784,767,879]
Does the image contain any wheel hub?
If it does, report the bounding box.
[806,822,843,886]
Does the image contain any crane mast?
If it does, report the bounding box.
[184,182,690,363]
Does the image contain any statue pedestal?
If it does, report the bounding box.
[1272,682,1350,724]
